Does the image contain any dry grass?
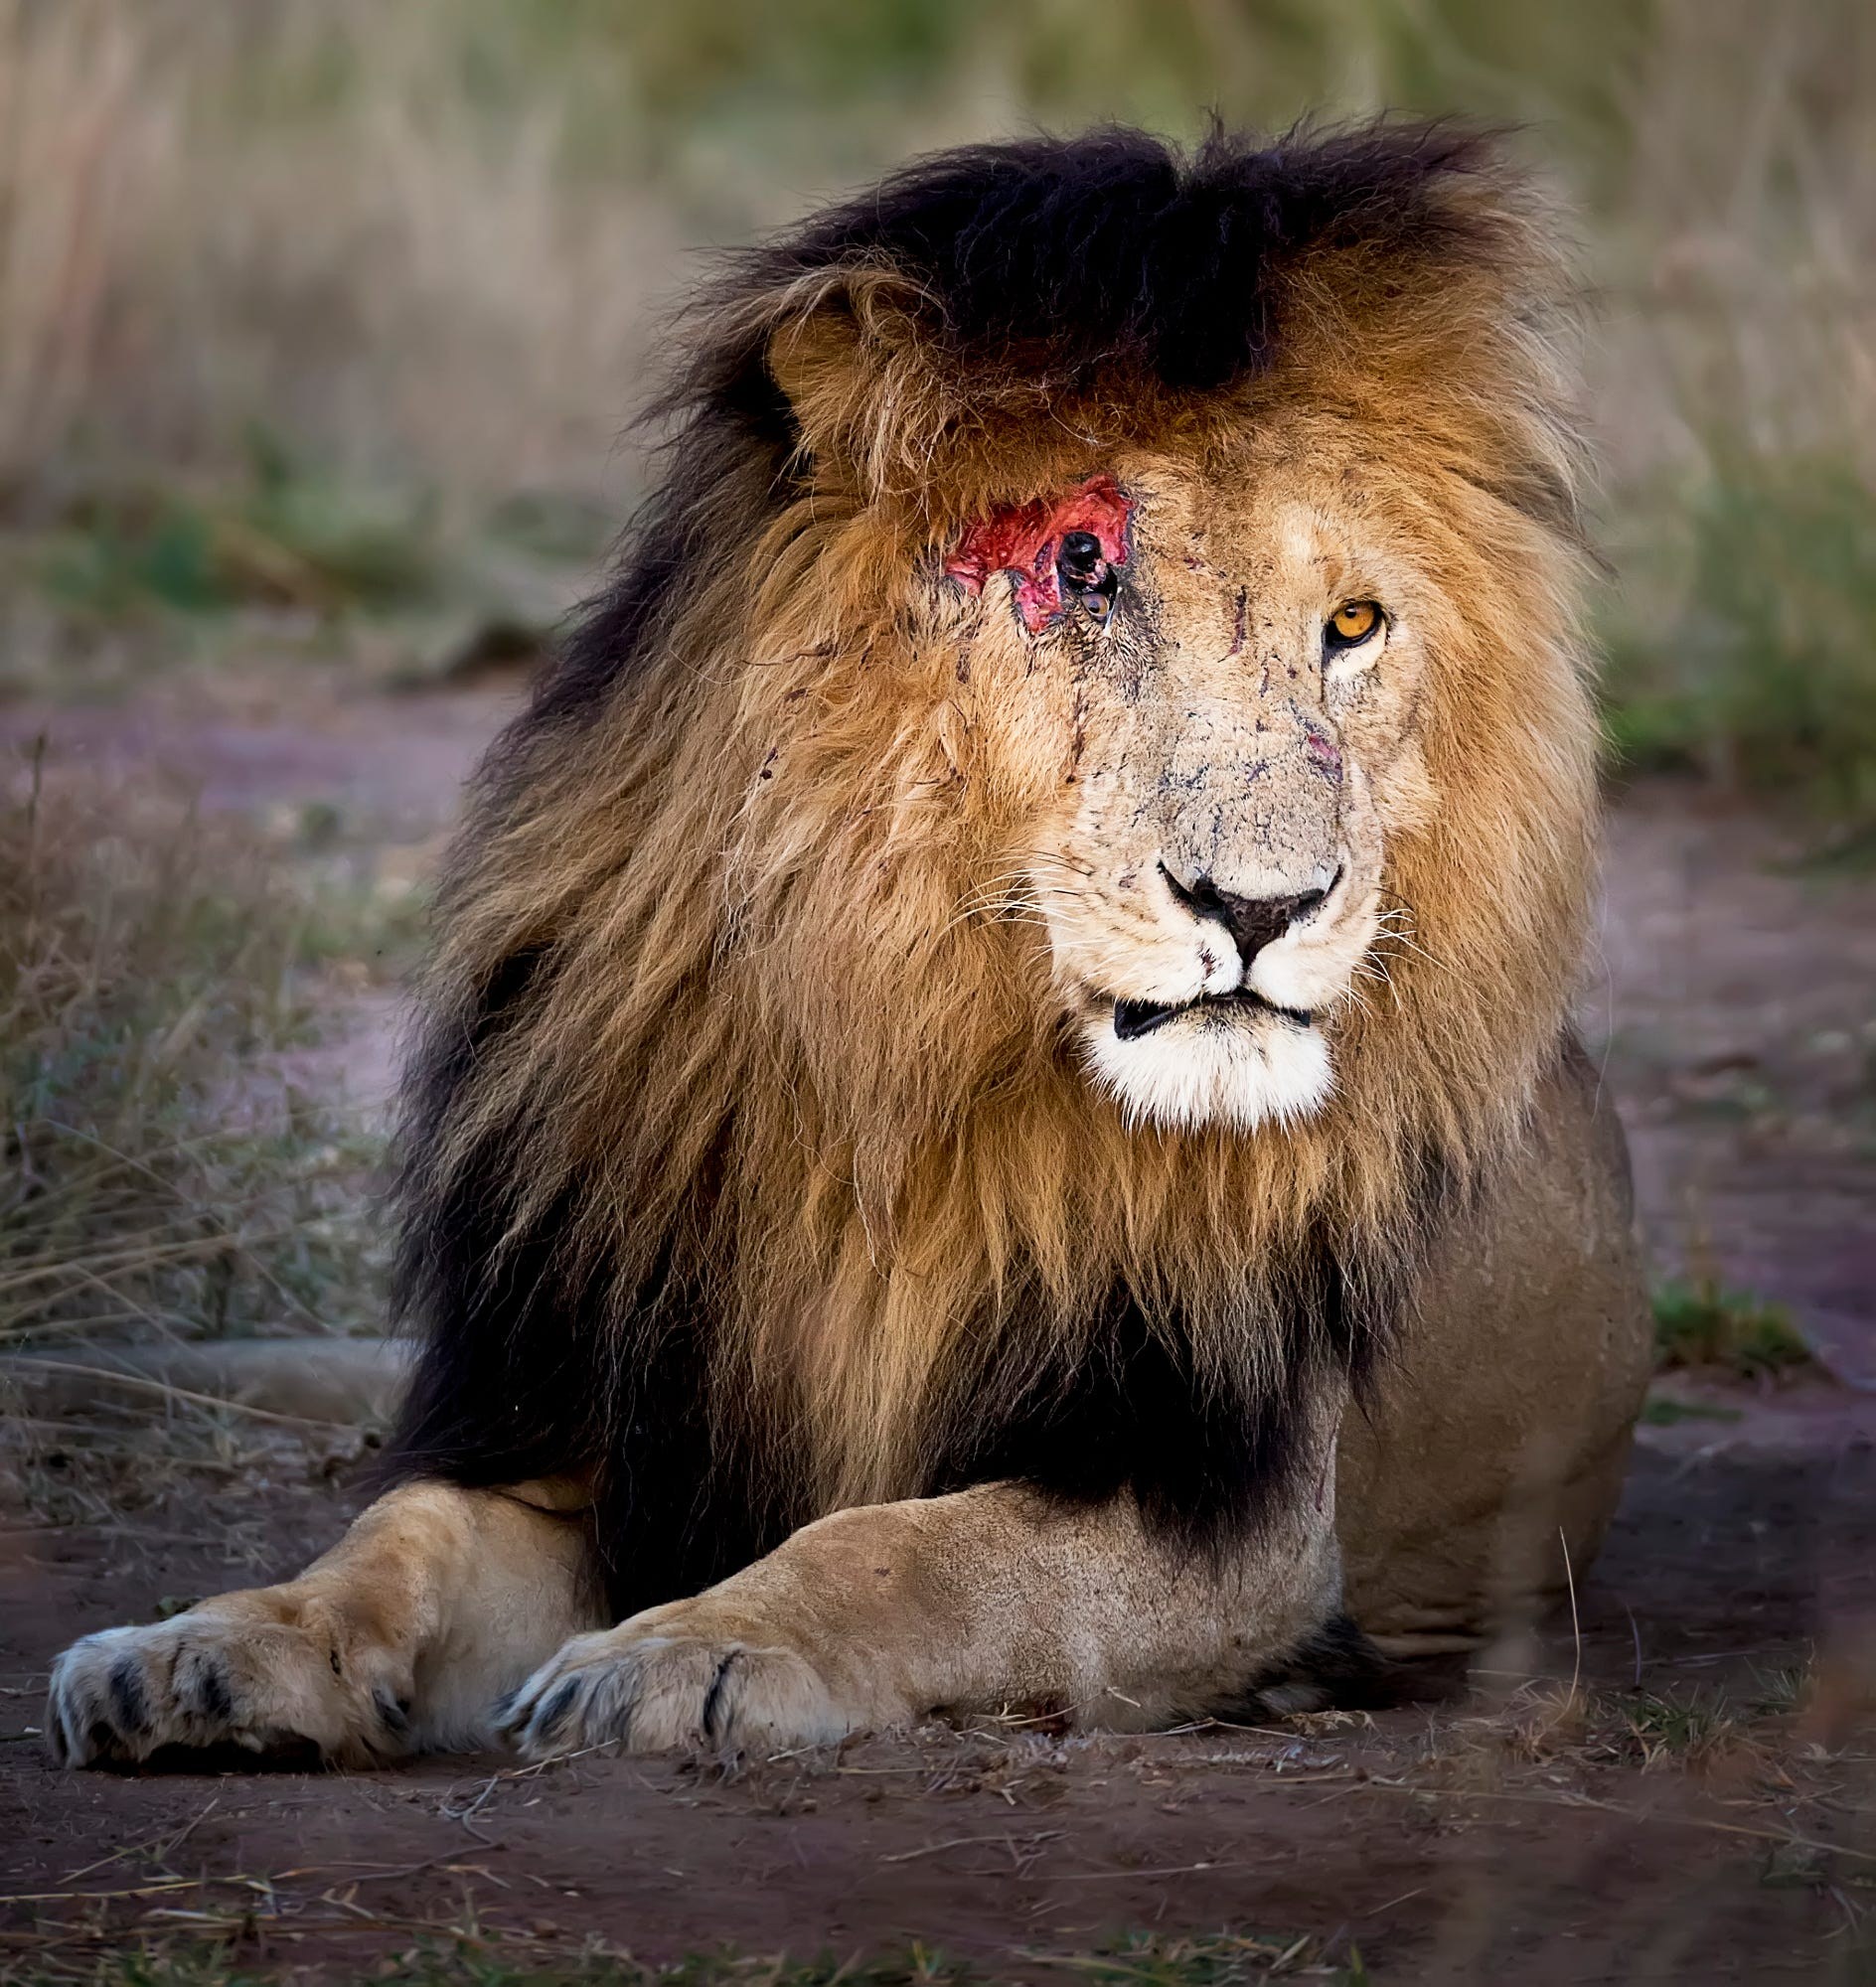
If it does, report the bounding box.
[0,1934,1377,1987]
[0,742,403,1355]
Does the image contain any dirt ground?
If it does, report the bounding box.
[3,681,1874,1983]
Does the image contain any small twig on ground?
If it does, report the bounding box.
[880,1829,1063,1865]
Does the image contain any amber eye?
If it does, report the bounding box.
[1326,600,1382,649]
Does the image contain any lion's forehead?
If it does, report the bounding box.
[944,476,1132,631]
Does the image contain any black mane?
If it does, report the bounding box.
[728,120,1493,395]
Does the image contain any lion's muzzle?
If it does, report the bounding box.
[1043,684,1382,1133]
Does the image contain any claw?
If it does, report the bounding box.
[700,1650,738,1743]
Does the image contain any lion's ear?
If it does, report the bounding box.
[761,278,953,497]
[765,304,869,464]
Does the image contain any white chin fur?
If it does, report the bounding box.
[1082,1009,1333,1132]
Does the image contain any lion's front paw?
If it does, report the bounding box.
[494,1607,864,1760]
[47,1598,416,1770]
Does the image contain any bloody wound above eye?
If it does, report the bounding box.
[945,477,1132,632]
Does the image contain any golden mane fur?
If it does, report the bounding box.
[391,123,1598,1548]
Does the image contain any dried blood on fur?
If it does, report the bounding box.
[946,477,1131,631]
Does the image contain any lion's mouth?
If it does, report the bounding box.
[1111,989,1316,1042]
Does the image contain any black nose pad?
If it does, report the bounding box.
[1162,865,1329,964]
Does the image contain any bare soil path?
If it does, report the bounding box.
[3,685,1873,1982]
[4,1444,1872,1982]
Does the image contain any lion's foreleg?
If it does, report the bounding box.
[500,1436,1346,1758]
[48,1477,604,1768]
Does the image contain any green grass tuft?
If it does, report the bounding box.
[1650,1277,1813,1380]
[1640,1395,1745,1427]
[1619,1686,1739,1765]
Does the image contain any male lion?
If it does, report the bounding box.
[49,123,1651,1768]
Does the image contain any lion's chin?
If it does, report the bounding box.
[1081,1003,1333,1133]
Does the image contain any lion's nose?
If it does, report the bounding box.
[1161,864,1330,964]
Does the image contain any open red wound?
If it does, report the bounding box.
[945,477,1131,633]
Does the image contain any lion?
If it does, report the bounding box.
[47,122,1651,1769]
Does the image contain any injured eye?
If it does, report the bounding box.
[1058,532,1103,580]
[1325,600,1384,651]
[1057,532,1120,625]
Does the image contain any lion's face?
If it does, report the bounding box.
[946,442,1442,1133]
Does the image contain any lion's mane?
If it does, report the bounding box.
[386,123,1598,1617]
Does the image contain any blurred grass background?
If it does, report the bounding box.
[3,0,1874,821]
